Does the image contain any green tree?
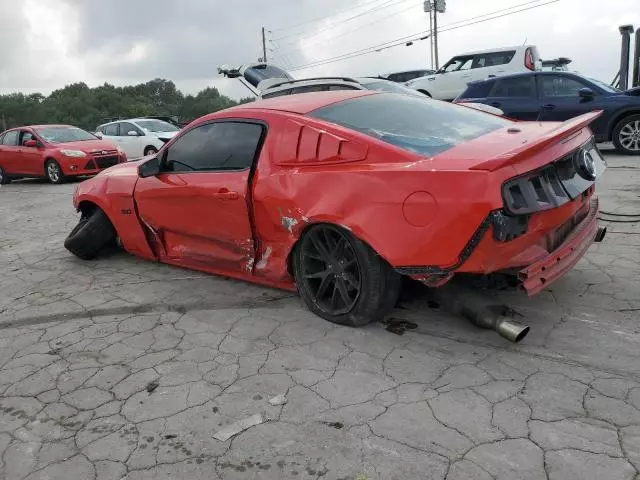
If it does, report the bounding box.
[0,80,241,132]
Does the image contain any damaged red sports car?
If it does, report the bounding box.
[65,90,606,326]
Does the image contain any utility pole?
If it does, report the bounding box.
[261,27,268,63]
[424,1,445,69]
[433,7,439,69]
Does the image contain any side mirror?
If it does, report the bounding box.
[24,139,37,148]
[94,132,103,139]
[138,156,160,178]
[127,130,139,136]
[579,88,595,99]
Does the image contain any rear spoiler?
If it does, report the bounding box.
[470,111,603,171]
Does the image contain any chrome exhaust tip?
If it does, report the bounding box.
[495,319,530,343]
[595,227,607,243]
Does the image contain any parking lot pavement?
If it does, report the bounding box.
[0,149,638,480]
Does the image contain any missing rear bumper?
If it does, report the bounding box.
[518,197,600,296]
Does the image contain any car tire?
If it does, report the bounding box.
[0,166,11,185]
[45,159,65,184]
[293,224,401,327]
[612,114,640,155]
[144,146,158,156]
[64,208,116,260]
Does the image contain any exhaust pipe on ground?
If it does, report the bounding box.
[429,283,530,343]
[460,305,530,343]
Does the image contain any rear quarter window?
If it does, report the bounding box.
[459,80,495,99]
[310,93,509,158]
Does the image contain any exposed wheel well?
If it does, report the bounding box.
[285,222,390,278]
[609,110,640,140]
[77,200,99,217]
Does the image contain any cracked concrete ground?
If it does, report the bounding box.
[0,147,639,480]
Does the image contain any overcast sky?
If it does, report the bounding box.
[0,0,638,99]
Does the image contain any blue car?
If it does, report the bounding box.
[455,71,640,154]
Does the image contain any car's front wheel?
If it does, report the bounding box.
[612,114,640,155]
[45,160,65,184]
[64,207,116,260]
[292,224,400,327]
[144,146,158,156]
[0,166,11,185]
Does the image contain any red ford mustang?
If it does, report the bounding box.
[0,125,126,185]
[65,91,606,326]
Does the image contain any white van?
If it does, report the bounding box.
[406,46,542,101]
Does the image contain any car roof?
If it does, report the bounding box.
[468,70,584,85]
[455,45,531,56]
[222,90,377,116]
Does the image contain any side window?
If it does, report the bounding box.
[442,56,471,72]
[96,126,105,134]
[328,84,360,91]
[103,123,119,136]
[291,85,329,94]
[2,131,18,146]
[165,122,264,172]
[262,89,291,99]
[473,51,516,69]
[119,122,140,136]
[539,76,587,97]
[19,131,35,145]
[490,76,536,97]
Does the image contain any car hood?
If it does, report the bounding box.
[95,158,145,177]
[55,139,119,153]
[623,86,640,96]
[151,131,179,141]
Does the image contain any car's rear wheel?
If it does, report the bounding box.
[64,207,116,260]
[293,224,400,327]
[0,166,11,185]
[144,146,158,156]
[45,160,65,184]
[612,114,640,155]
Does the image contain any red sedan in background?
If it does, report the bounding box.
[0,125,126,185]
[64,91,606,329]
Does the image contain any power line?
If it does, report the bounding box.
[273,1,422,57]
[271,0,393,33]
[273,0,414,43]
[288,0,559,71]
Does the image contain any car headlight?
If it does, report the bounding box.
[60,149,87,158]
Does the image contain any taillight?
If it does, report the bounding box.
[525,48,535,71]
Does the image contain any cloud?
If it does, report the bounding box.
[0,0,638,98]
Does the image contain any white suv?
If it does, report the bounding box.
[95,118,180,159]
[406,46,542,101]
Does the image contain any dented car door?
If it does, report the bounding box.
[133,120,266,271]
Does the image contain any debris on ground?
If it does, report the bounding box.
[146,380,160,394]
[321,421,344,429]
[213,413,264,441]
[268,394,287,406]
[382,318,418,336]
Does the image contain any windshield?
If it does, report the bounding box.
[310,93,510,157]
[135,119,179,132]
[360,80,425,97]
[34,126,96,143]
[586,76,620,93]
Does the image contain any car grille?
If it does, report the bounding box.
[95,155,119,169]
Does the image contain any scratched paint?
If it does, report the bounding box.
[281,216,299,233]
[256,246,273,270]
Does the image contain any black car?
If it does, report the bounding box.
[380,69,435,83]
[455,71,640,154]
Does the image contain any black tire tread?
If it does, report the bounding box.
[64,209,116,260]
